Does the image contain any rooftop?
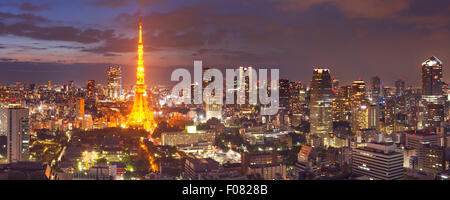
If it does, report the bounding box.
[422,56,443,66]
[404,130,440,136]
[356,142,401,155]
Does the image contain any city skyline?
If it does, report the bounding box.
[0,0,449,86]
[1,1,450,182]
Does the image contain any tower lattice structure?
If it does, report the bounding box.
[126,18,156,132]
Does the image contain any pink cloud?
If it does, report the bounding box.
[275,0,412,19]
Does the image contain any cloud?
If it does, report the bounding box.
[90,0,164,8]
[0,12,130,49]
[19,2,50,11]
[0,58,18,62]
[275,0,412,19]
[0,12,48,23]
[192,48,280,63]
[91,0,129,8]
[83,37,139,53]
[52,45,84,50]
[0,61,113,84]
[103,53,118,57]
[114,6,264,50]
[396,15,450,30]
[0,12,141,55]
[136,0,165,7]
[0,22,118,44]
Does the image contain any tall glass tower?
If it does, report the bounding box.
[309,68,333,146]
[422,56,443,96]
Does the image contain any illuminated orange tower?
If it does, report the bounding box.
[126,17,156,132]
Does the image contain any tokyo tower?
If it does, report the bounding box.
[126,17,156,132]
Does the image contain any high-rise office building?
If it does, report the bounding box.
[369,76,381,104]
[422,56,443,96]
[383,95,407,133]
[85,80,96,113]
[332,85,351,122]
[395,79,406,96]
[426,104,444,132]
[405,131,441,150]
[202,66,213,100]
[203,65,222,121]
[237,66,256,105]
[352,142,404,180]
[47,80,52,90]
[368,104,380,130]
[417,143,445,174]
[351,80,366,99]
[205,96,222,121]
[86,80,96,99]
[76,98,85,118]
[332,79,339,91]
[279,79,290,111]
[309,69,333,146]
[289,81,304,114]
[0,107,30,163]
[349,80,370,134]
[107,66,122,99]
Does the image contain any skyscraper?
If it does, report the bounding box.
[47,80,52,90]
[0,107,29,163]
[422,56,443,96]
[279,79,290,111]
[107,66,122,99]
[369,76,381,104]
[425,104,444,132]
[395,79,406,96]
[332,85,351,122]
[351,80,366,99]
[332,79,339,91]
[368,104,380,130]
[237,66,256,105]
[309,68,333,146]
[76,98,85,118]
[86,80,95,99]
[350,80,369,134]
[85,80,96,113]
[204,66,222,121]
[126,17,156,132]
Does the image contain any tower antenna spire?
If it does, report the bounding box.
[126,14,156,134]
[138,14,143,44]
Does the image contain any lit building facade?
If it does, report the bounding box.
[309,68,333,146]
[205,101,222,121]
[350,80,369,134]
[417,143,445,174]
[332,85,351,122]
[405,131,441,150]
[76,98,85,118]
[86,80,95,99]
[352,142,404,180]
[395,79,406,97]
[0,107,30,163]
[107,66,122,99]
[369,76,381,104]
[422,56,443,96]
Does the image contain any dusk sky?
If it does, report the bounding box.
[0,0,449,87]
